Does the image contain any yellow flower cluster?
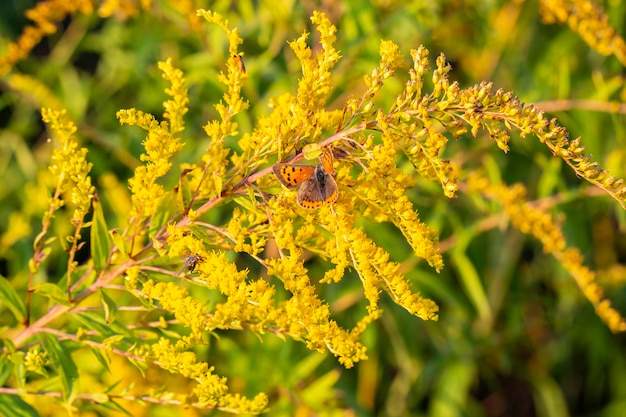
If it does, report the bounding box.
[0,0,93,77]
[327,210,439,320]
[274,12,343,155]
[175,11,251,203]
[197,10,249,139]
[149,338,227,403]
[173,16,444,359]
[141,279,270,412]
[39,107,95,290]
[117,58,187,224]
[98,0,151,19]
[165,222,369,367]
[23,345,49,375]
[377,47,461,199]
[266,250,369,368]
[468,173,626,333]
[361,131,445,271]
[387,46,626,210]
[0,0,154,77]
[226,208,268,255]
[217,393,269,415]
[290,11,341,109]
[6,74,64,111]
[142,280,207,339]
[43,108,95,222]
[540,0,626,65]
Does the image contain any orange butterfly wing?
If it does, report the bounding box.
[320,148,335,175]
[273,164,315,188]
[273,149,338,209]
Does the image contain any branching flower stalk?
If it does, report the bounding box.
[540,0,626,66]
[2,3,626,416]
[30,110,95,309]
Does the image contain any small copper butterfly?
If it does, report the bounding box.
[273,149,338,209]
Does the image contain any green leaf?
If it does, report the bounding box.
[0,352,15,386]
[89,346,110,372]
[91,193,112,271]
[40,333,78,401]
[292,351,327,381]
[91,393,110,404]
[300,369,341,405]
[128,354,148,377]
[451,231,492,324]
[531,372,570,417]
[148,191,172,239]
[97,398,133,416]
[74,312,132,339]
[110,229,128,261]
[0,394,39,417]
[430,360,477,417]
[31,283,70,306]
[101,290,117,324]
[0,276,26,322]
[176,168,194,214]
[9,351,26,388]
[103,335,125,346]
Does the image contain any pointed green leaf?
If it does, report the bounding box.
[31,282,70,306]
[148,192,172,239]
[300,369,341,405]
[40,333,78,401]
[110,229,128,260]
[74,312,132,339]
[98,398,133,416]
[91,193,112,271]
[89,346,110,372]
[0,276,26,322]
[103,335,125,346]
[91,393,110,404]
[0,394,39,417]
[128,354,147,377]
[176,168,194,214]
[9,351,26,388]
[6,339,26,389]
[0,352,15,386]
[101,290,117,324]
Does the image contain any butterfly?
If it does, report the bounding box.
[273,149,338,209]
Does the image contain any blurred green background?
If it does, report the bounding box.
[1,0,626,416]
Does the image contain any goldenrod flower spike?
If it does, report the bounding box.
[468,173,626,333]
[40,108,95,298]
[0,0,93,77]
[290,12,341,114]
[540,0,626,65]
[117,59,187,226]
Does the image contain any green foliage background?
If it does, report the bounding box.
[1,0,626,416]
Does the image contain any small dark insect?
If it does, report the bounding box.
[235,54,246,73]
[184,254,204,273]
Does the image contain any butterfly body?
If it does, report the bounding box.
[273,150,338,209]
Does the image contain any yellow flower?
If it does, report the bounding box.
[468,172,626,333]
[24,345,49,376]
[0,0,93,77]
[540,0,626,65]
[98,0,151,19]
[117,59,187,223]
[42,108,95,221]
